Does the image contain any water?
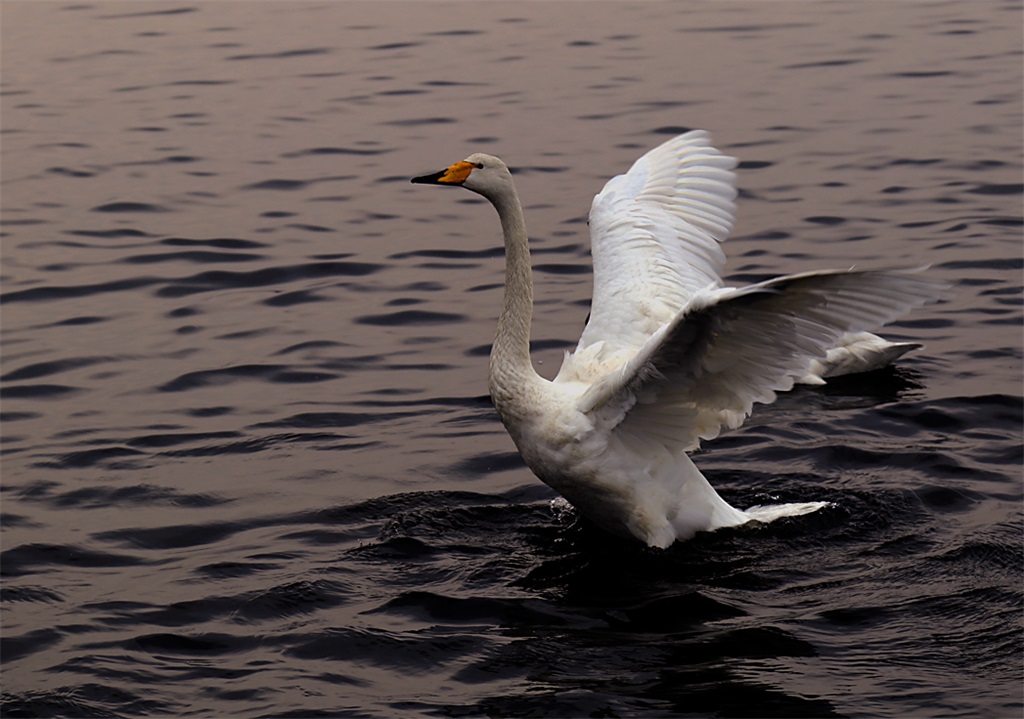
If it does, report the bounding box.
[2,2,1021,717]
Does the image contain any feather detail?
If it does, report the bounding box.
[578,267,944,452]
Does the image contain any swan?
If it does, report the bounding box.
[411,130,943,548]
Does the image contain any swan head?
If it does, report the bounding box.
[411,152,514,200]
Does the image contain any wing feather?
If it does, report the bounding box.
[578,267,945,451]
[575,131,738,359]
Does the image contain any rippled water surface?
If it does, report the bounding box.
[2,3,1022,718]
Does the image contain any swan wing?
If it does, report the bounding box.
[577,267,943,451]
[576,130,739,359]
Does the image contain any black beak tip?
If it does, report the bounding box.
[411,170,445,185]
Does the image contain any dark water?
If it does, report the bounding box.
[2,3,1021,718]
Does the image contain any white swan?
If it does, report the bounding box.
[412,130,943,548]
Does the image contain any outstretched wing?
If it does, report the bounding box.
[577,267,944,452]
[576,130,738,360]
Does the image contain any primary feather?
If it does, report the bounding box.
[579,131,737,357]
[412,130,945,548]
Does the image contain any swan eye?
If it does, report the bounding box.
[474,162,484,169]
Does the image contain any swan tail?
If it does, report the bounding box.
[802,331,923,383]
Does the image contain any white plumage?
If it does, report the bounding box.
[412,131,944,548]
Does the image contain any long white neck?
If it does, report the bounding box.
[486,185,543,414]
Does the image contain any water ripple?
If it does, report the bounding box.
[2,3,1020,718]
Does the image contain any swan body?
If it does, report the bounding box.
[412,131,943,548]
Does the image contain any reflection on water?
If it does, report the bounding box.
[2,2,1021,718]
